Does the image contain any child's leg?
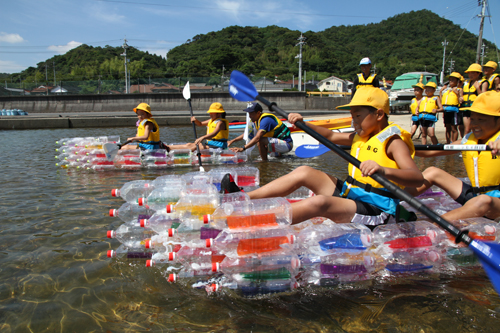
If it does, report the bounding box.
[428,126,438,144]
[421,126,428,145]
[290,195,358,224]
[168,143,197,151]
[410,123,417,138]
[257,137,269,161]
[405,166,463,199]
[445,124,451,143]
[451,124,458,142]
[443,195,500,221]
[463,116,471,136]
[248,166,339,199]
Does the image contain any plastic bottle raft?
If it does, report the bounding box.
[55,136,249,171]
[105,172,500,297]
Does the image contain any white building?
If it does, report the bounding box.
[317,76,348,93]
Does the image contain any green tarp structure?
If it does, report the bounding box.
[390,73,438,91]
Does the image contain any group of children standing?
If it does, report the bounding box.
[410,61,500,144]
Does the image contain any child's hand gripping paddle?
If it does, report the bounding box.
[183,81,205,172]
[103,140,133,161]
[228,69,500,295]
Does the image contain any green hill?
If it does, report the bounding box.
[7,9,498,86]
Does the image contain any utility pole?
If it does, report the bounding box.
[481,43,487,65]
[448,58,455,74]
[372,64,377,74]
[221,65,225,92]
[45,62,48,82]
[476,0,487,64]
[53,61,56,87]
[121,39,129,93]
[441,39,448,85]
[295,33,306,92]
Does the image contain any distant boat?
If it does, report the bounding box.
[389,72,440,107]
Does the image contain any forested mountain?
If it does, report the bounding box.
[8,9,498,85]
[166,9,496,81]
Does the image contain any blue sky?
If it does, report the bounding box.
[0,0,498,74]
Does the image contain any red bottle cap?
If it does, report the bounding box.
[145,240,152,249]
[140,219,147,227]
[111,189,119,197]
[107,250,115,258]
[203,214,210,224]
[206,239,213,248]
[109,209,116,217]
[168,274,177,282]
[107,230,115,238]
[166,204,173,213]
[146,259,154,267]
[138,198,145,206]
[168,252,175,261]
[211,262,219,272]
[168,229,175,237]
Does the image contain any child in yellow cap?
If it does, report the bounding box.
[125,103,162,150]
[228,87,423,226]
[440,72,462,143]
[460,63,484,136]
[167,102,229,151]
[406,91,500,222]
[409,83,424,139]
[480,61,500,92]
[418,81,443,145]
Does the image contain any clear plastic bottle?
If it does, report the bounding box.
[296,222,373,255]
[208,168,238,191]
[372,220,445,251]
[204,197,291,231]
[218,149,238,164]
[138,184,185,210]
[107,244,153,262]
[206,278,298,296]
[166,184,220,217]
[212,228,296,258]
[235,166,260,186]
[167,226,222,243]
[382,248,443,272]
[152,174,185,187]
[219,191,250,205]
[107,224,155,248]
[111,180,154,203]
[170,149,192,165]
[456,217,500,242]
[114,156,143,170]
[140,211,181,233]
[109,202,152,224]
[213,254,301,280]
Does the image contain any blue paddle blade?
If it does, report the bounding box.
[229,70,258,102]
[469,240,500,294]
[295,144,330,158]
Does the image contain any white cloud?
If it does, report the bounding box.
[215,0,244,18]
[0,32,25,43]
[0,59,27,74]
[88,3,125,23]
[47,41,83,54]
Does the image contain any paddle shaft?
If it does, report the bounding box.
[187,99,203,167]
[256,94,472,245]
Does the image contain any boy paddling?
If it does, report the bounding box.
[224,87,423,226]
[406,91,500,222]
[125,103,162,150]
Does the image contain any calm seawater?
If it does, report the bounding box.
[0,125,499,332]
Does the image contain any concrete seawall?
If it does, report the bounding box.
[0,93,351,130]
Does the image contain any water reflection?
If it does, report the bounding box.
[0,126,498,332]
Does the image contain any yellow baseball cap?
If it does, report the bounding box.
[484,61,498,70]
[424,82,437,89]
[133,102,151,114]
[461,91,500,116]
[412,83,424,89]
[449,72,462,80]
[337,86,389,114]
[207,102,225,113]
[465,63,482,73]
